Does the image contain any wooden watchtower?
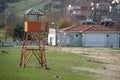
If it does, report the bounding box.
[19,8,49,69]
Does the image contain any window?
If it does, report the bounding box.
[106,34,109,37]
[76,34,79,37]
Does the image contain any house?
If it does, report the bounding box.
[58,21,119,48]
[66,2,90,18]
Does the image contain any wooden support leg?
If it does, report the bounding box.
[20,32,28,67]
[20,31,48,69]
[19,51,24,67]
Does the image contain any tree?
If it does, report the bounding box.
[4,25,13,41]
[57,17,74,29]
[0,12,5,28]
[13,24,24,41]
[46,11,63,28]
[5,11,22,27]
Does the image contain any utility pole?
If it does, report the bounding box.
[90,1,97,22]
[4,0,6,42]
[52,22,57,46]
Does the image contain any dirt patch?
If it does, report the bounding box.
[47,46,120,80]
[72,66,120,80]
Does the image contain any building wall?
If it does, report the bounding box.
[58,32,119,48]
[106,32,119,48]
[58,32,82,47]
[83,32,119,48]
[48,28,57,46]
[58,32,73,46]
[83,32,106,47]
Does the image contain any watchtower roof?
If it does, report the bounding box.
[25,8,44,15]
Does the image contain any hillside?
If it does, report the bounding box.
[6,0,75,16]
[6,0,58,17]
[4,0,120,28]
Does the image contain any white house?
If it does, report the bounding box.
[58,24,120,48]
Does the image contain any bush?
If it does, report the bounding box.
[13,24,24,41]
[58,17,73,29]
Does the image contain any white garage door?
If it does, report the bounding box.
[84,33,105,46]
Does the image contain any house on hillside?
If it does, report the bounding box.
[57,21,120,48]
[66,2,90,18]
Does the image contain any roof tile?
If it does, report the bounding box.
[60,24,119,32]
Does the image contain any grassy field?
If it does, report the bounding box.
[0,46,104,80]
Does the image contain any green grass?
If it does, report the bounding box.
[0,47,103,80]
[110,48,120,55]
[111,48,120,50]
[7,0,51,17]
[0,29,13,42]
[7,0,63,17]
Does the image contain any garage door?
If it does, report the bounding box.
[84,33,105,46]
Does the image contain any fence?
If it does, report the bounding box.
[0,41,38,47]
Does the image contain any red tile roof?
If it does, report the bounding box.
[60,24,119,32]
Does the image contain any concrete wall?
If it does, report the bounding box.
[83,32,119,48]
[83,32,106,47]
[105,32,119,48]
[48,28,59,46]
[58,32,119,48]
[58,32,82,47]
